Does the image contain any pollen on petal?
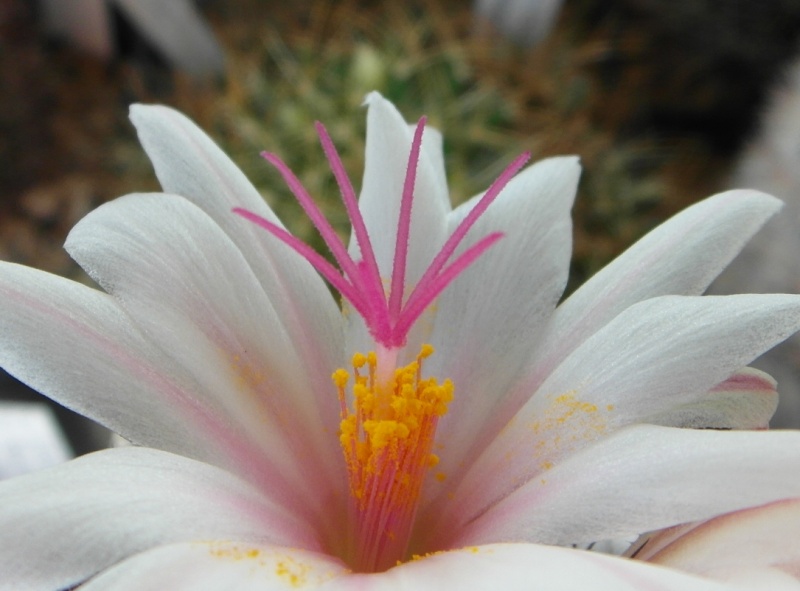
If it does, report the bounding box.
[207,541,263,562]
[275,555,311,588]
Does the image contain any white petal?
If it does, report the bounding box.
[451,425,800,550]
[716,570,800,591]
[413,123,449,208]
[646,367,778,430]
[354,91,449,287]
[78,541,738,591]
[0,262,229,468]
[129,104,344,412]
[78,542,348,591]
[432,294,800,537]
[66,193,345,521]
[372,544,737,591]
[345,93,451,355]
[636,499,800,587]
[0,448,319,591]
[421,157,579,508]
[0,259,328,524]
[529,190,782,391]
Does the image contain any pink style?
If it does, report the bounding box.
[234,117,530,349]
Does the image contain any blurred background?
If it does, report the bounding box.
[2,0,800,465]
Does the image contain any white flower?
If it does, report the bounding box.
[1,92,800,589]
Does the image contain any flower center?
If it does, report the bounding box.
[333,344,453,572]
[233,108,529,572]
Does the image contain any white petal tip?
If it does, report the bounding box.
[362,90,385,107]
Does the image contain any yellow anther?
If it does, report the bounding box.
[332,369,350,388]
[390,397,408,415]
[339,415,357,447]
[364,420,411,450]
[334,344,452,532]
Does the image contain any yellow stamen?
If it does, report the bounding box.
[332,344,453,572]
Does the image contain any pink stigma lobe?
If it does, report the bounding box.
[234,117,530,349]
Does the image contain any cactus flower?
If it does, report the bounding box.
[2,93,800,589]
